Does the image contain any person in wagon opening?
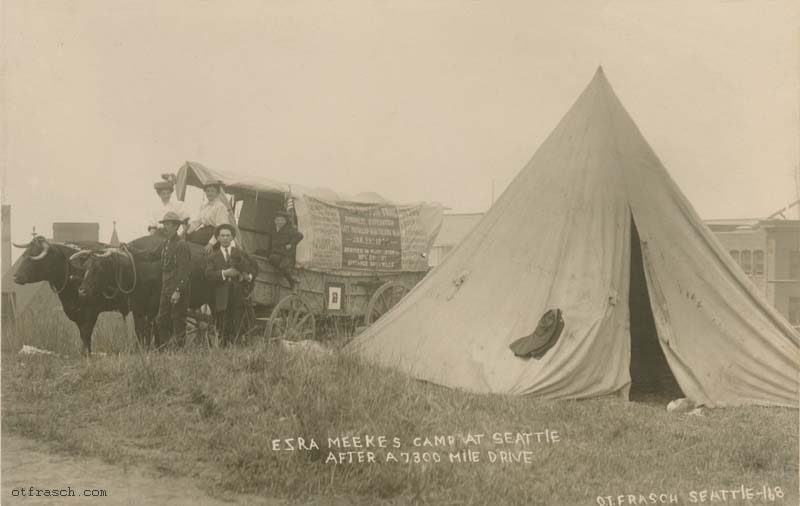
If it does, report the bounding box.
[269,210,303,288]
[186,180,232,252]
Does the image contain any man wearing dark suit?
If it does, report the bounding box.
[268,211,304,288]
[205,224,258,346]
[127,211,192,348]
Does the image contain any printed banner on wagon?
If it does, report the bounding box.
[295,197,443,272]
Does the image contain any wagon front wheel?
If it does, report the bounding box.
[266,295,316,341]
[365,281,410,326]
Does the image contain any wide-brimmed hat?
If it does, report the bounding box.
[154,181,174,191]
[274,210,289,219]
[159,211,187,224]
[214,223,237,237]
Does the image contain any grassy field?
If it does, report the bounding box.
[2,306,134,357]
[2,330,797,506]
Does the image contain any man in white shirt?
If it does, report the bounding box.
[149,180,188,235]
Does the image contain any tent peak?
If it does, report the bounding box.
[590,66,610,86]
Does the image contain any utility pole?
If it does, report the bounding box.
[1,205,10,277]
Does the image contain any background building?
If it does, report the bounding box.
[706,218,800,328]
[52,222,100,243]
[428,213,483,267]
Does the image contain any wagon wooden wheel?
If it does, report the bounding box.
[266,294,316,341]
[364,281,410,326]
[185,306,218,348]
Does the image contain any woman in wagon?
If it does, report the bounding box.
[269,210,303,288]
[148,175,188,235]
[186,180,233,252]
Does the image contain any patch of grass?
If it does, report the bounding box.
[3,304,134,357]
[2,345,798,506]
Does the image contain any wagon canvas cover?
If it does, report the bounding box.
[175,161,444,273]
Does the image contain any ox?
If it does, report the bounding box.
[12,236,127,354]
[71,234,215,348]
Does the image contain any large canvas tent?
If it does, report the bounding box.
[350,68,800,408]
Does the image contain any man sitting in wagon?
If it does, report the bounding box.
[269,210,303,288]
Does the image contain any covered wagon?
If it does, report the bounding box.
[175,161,443,340]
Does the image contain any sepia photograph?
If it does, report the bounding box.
[1,1,798,505]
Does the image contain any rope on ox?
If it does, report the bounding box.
[47,241,74,295]
[50,256,71,295]
[116,244,137,295]
[102,245,137,299]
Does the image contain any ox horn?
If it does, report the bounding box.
[69,250,93,264]
[93,249,115,258]
[12,242,31,249]
[29,239,49,260]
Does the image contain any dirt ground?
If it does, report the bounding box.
[1,432,281,506]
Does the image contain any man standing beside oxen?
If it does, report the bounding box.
[130,212,192,347]
[205,224,257,346]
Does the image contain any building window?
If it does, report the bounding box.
[789,298,800,325]
[791,251,800,280]
[729,250,740,264]
[752,250,764,276]
[740,250,752,275]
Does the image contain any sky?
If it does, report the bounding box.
[2,0,799,262]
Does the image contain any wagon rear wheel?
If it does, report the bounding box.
[364,281,410,326]
[266,295,316,341]
[185,306,218,348]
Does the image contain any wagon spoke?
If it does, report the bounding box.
[267,295,316,341]
[364,281,410,326]
[295,313,315,339]
[289,306,301,329]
